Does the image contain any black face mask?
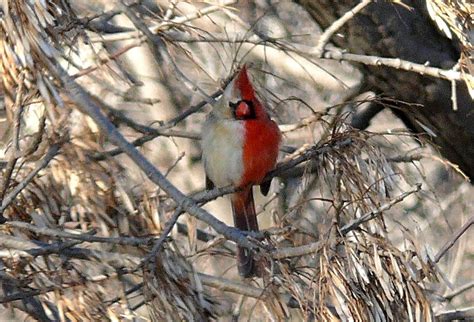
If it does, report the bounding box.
[229,100,256,120]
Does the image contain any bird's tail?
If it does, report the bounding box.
[231,188,259,277]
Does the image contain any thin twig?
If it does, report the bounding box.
[434,214,474,263]
[119,0,169,67]
[0,233,84,258]
[0,74,25,203]
[141,207,183,268]
[72,40,144,78]
[340,184,422,234]
[313,0,372,57]
[92,82,231,161]
[386,153,425,163]
[92,130,199,161]
[108,271,300,310]
[435,307,474,321]
[6,221,153,246]
[197,272,298,307]
[264,138,353,183]
[163,31,464,82]
[105,282,144,307]
[451,79,458,111]
[164,30,465,83]
[0,272,125,304]
[121,0,219,109]
[444,281,474,301]
[0,144,61,219]
[0,236,141,269]
[0,285,60,304]
[93,0,238,43]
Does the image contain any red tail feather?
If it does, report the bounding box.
[231,188,259,277]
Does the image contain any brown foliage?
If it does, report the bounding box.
[0,1,472,321]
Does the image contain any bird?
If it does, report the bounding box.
[201,65,281,277]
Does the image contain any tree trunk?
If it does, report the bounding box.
[296,0,474,179]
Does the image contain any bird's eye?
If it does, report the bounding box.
[229,101,239,110]
[229,100,255,120]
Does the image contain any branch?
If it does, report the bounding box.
[0,234,141,269]
[340,184,422,234]
[434,214,474,263]
[197,272,265,298]
[267,184,420,259]
[263,138,353,184]
[92,78,233,161]
[93,0,238,43]
[108,271,301,310]
[141,207,182,268]
[6,221,152,246]
[0,272,123,305]
[323,50,463,82]
[435,307,474,321]
[0,74,25,203]
[119,0,170,68]
[0,285,59,304]
[444,281,474,301]
[313,0,372,57]
[271,240,324,259]
[161,31,463,83]
[162,137,355,214]
[92,130,199,161]
[197,272,299,308]
[0,143,61,221]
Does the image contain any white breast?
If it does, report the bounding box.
[201,116,245,187]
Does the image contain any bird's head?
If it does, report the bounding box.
[212,65,267,121]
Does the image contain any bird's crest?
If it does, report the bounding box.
[235,65,255,100]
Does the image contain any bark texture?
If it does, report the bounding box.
[296,0,474,179]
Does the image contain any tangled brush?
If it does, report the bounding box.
[0,1,218,319]
[0,0,468,320]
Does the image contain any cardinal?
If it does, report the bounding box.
[201,65,281,277]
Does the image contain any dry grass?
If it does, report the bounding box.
[0,1,472,321]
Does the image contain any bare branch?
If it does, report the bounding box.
[435,307,474,321]
[6,221,152,246]
[313,0,373,57]
[271,240,324,259]
[434,214,474,263]
[141,207,183,268]
[323,50,463,82]
[93,0,238,43]
[340,184,422,234]
[0,143,61,220]
[444,281,474,301]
